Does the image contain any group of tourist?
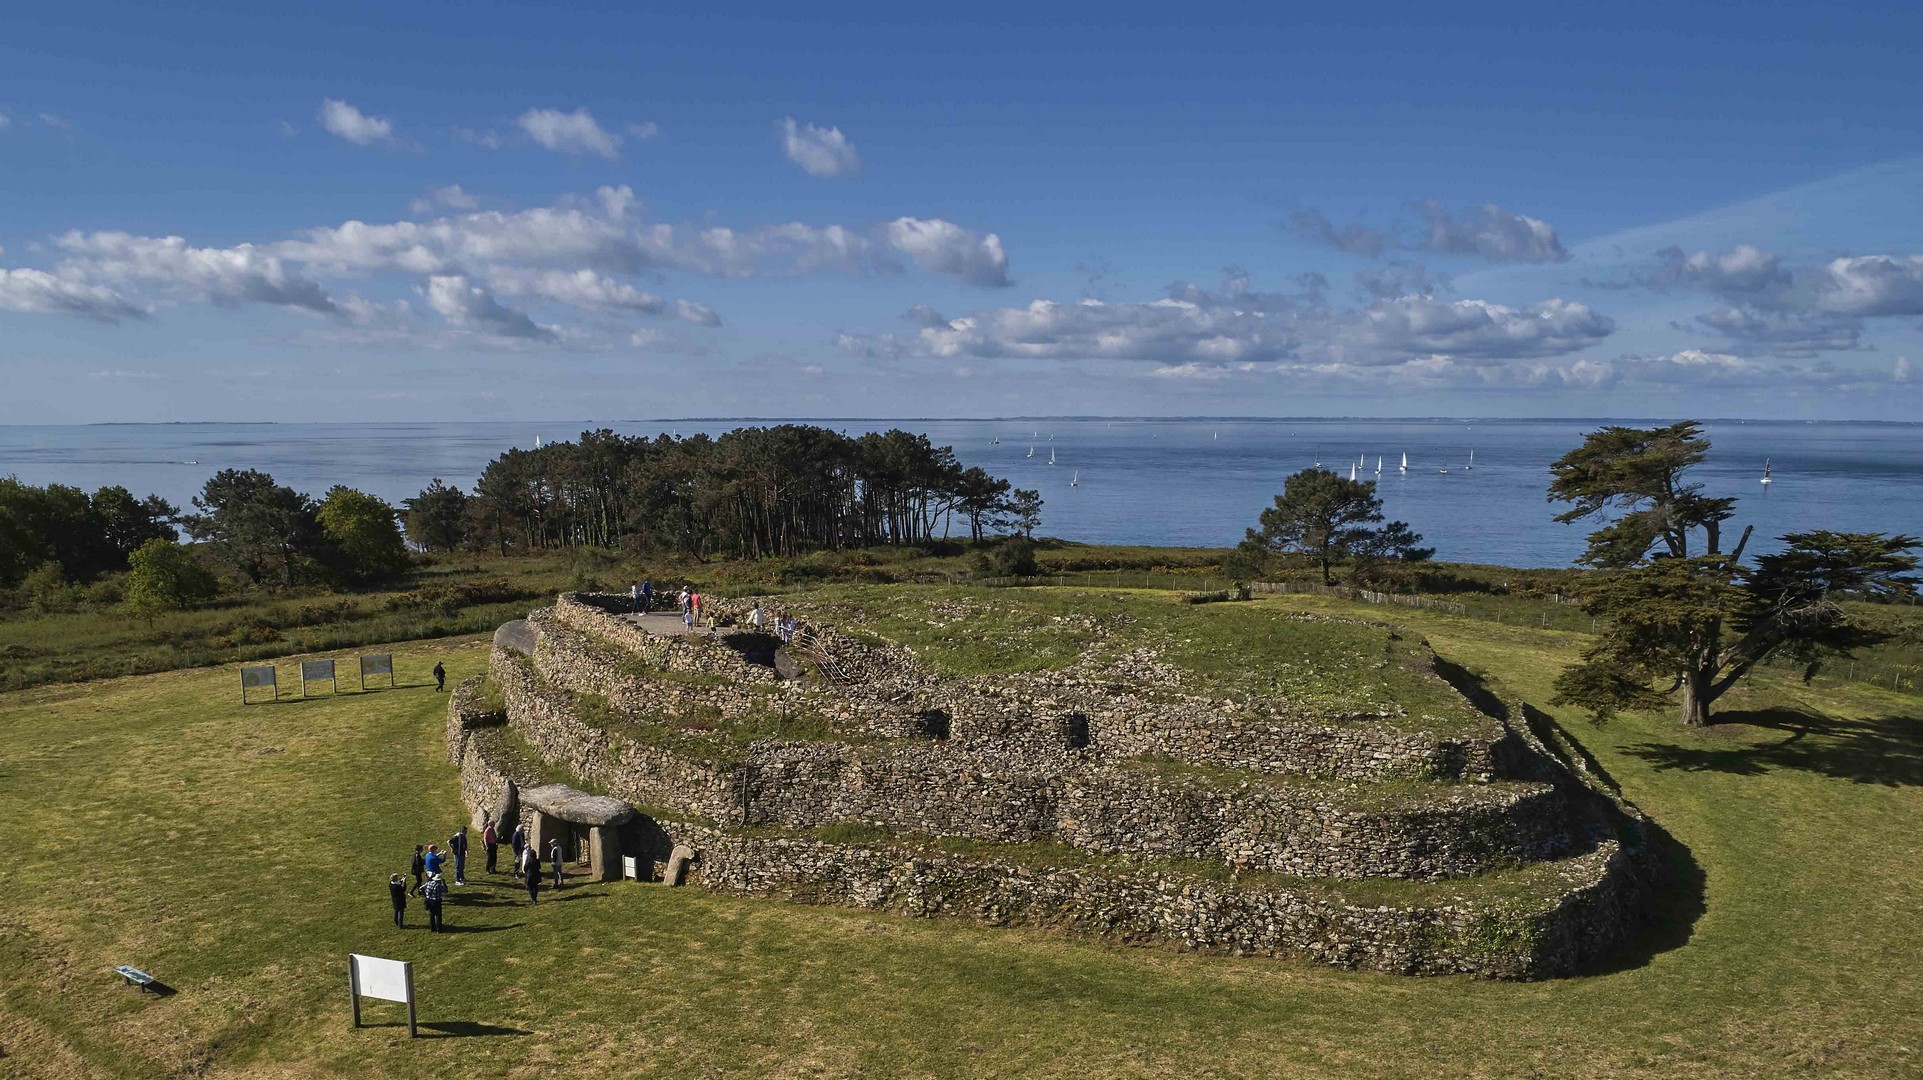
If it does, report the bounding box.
[748,601,801,643]
[385,810,572,932]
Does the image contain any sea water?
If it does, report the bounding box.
[1,418,1917,568]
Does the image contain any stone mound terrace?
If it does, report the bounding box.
[447,585,1655,979]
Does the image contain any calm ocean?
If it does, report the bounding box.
[1,419,1917,569]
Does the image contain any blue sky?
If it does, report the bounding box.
[4,1,1922,422]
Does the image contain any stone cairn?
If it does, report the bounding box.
[446,591,1656,978]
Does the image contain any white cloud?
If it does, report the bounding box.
[673,298,721,326]
[862,274,1610,371]
[1291,202,1567,263]
[836,332,904,360]
[0,111,10,131]
[626,121,660,140]
[56,232,338,314]
[780,118,860,178]
[0,267,145,322]
[519,107,622,159]
[1814,254,1923,316]
[1414,202,1567,263]
[881,218,1010,287]
[1693,306,1862,357]
[410,185,481,214]
[490,267,664,313]
[422,274,554,340]
[318,99,395,145]
[1152,362,1258,380]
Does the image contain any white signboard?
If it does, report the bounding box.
[240,665,277,704]
[349,953,416,1036]
[300,659,336,696]
[359,653,394,689]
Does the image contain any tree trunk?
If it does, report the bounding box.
[1680,667,1715,727]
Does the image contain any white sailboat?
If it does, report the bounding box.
[1375,455,1383,476]
[1349,462,1358,482]
[1466,449,1475,471]
[1070,470,1079,487]
[1761,459,1773,486]
[1398,452,1408,474]
[534,435,543,449]
[1027,445,1035,458]
[992,436,1000,444]
[1049,448,1057,465]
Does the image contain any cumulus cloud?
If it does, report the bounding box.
[780,118,860,178]
[673,298,721,326]
[1692,307,1863,358]
[879,218,1010,287]
[57,232,338,314]
[1287,210,1388,257]
[1291,202,1567,263]
[849,273,1609,371]
[519,107,622,159]
[1414,202,1567,263]
[0,267,145,322]
[1354,262,1448,300]
[423,274,553,340]
[1814,254,1923,316]
[489,267,664,313]
[626,121,660,140]
[835,332,904,360]
[1649,244,1789,296]
[411,185,481,214]
[318,99,395,145]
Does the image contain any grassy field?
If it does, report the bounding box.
[1,592,1920,1078]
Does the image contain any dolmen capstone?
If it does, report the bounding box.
[521,782,636,882]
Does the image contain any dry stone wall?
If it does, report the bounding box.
[446,595,1652,976]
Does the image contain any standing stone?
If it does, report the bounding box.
[586,825,620,882]
[664,844,696,887]
[494,779,519,835]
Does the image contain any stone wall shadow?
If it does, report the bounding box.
[1431,658,1707,974]
[1623,706,1923,787]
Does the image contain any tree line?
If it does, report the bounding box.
[403,426,1040,559]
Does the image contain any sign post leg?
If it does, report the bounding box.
[348,957,361,1028]
[404,963,417,1038]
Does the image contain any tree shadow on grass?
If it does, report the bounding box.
[1623,706,1923,787]
[435,922,524,934]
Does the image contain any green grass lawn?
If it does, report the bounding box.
[1,593,1919,1078]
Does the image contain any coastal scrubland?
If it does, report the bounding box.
[2,588,1918,1078]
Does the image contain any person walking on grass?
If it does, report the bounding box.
[410,844,425,894]
[389,873,408,928]
[549,838,564,891]
[433,662,446,692]
[421,871,448,933]
[520,844,541,903]
[510,821,527,879]
[482,817,499,875]
[449,825,468,886]
[640,579,653,614]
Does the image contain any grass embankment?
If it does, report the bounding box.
[2,591,1919,1078]
[795,584,1485,732]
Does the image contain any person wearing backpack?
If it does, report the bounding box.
[420,872,448,932]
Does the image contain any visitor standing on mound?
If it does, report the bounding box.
[630,581,640,613]
[510,821,527,878]
[449,825,468,886]
[482,817,499,874]
[690,589,703,628]
[750,601,765,630]
[679,587,692,627]
[409,844,425,894]
[421,872,447,932]
[388,873,407,928]
[423,842,444,880]
[640,579,653,613]
[520,845,540,903]
[433,662,446,692]
[549,838,564,890]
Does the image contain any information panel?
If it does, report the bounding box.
[240,665,277,704]
[300,659,336,696]
[359,653,394,690]
[348,953,416,1037]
